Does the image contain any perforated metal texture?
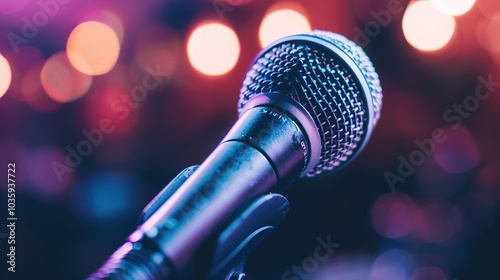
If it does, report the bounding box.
[239,31,382,177]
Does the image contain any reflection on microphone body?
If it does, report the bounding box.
[89,30,383,280]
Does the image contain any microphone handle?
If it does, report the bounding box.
[89,103,311,279]
[88,241,175,280]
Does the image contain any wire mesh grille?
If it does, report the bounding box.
[239,31,382,176]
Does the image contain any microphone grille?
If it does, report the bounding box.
[239,30,382,177]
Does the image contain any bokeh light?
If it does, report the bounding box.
[216,0,255,6]
[75,173,137,221]
[21,61,44,102]
[475,17,500,70]
[187,22,240,76]
[369,266,407,280]
[476,18,494,53]
[371,193,416,239]
[26,91,63,112]
[402,1,456,51]
[28,148,72,195]
[484,18,500,55]
[476,0,500,20]
[0,140,30,191]
[3,47,45,102]
[82,11,125,44]
[314,258,373,280]
[259,5,311,48]
[0,53,12,99]
[82,82,138,138]
[40,52,93,103]
[67,21,121,75]
[409,266,447,280]
[433,128,479,174]
[134,26,181,78]
[431,0,476,16]
[370,250,413,280]
[415,201,462,243]
[0,0,29,14]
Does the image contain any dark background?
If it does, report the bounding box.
[0,0,499,279]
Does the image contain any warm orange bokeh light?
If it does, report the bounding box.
[83,11,124,44]
[0,53,12,99]
[259,7,311,48]
[431,0,476,16]
[3,47,45,102]
[187,22,240,76]
[67,21,120,75]
[403,1,456,52]
[40,52,92,103]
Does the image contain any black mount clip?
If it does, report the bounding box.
[140,166,290,280]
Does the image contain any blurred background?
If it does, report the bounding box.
[0,0,499,279]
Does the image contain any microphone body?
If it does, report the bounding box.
[89,30,383,280]
[90,97,314,279]
[139,103,310,265]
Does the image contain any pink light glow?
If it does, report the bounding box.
[434,127,479,174]
[409,266,447,280]
[0,0,30,14]
[414,201,462,244]
[28,148,72,195]
[371,193,417,239]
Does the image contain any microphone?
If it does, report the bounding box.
[89,30,383,280]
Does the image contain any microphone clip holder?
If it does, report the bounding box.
[140,166,290,280]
